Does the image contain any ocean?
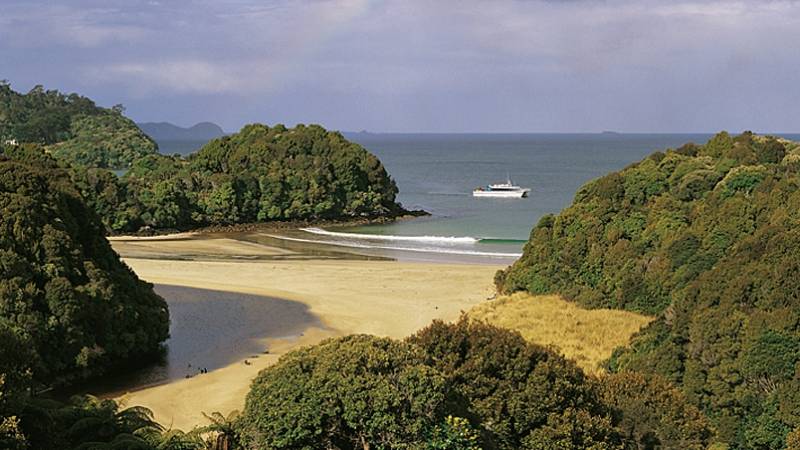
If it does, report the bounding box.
[338,133,713,260]
[155,133,800,263]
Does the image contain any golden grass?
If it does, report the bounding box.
[469,293,653,374]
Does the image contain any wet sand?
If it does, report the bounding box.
[111,233,501,430]
[109,235,295,260]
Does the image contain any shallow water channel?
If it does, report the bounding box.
[86,284,320,395]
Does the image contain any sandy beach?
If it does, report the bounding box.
[112,234,501,430]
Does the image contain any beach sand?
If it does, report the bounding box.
[114,241,501,430]
[110,235,296,260]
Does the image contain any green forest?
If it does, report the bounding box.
[0,146,176,448]
[497,131,800,448]
[3,82,800,448]
[78,122,405,233]
[0,140,714,450]
[1,84,406,233]
[0,83,158,169]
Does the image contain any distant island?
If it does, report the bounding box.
[137,121,226,141]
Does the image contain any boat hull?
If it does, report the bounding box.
[472,190,529,198]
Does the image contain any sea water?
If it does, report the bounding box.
[153,132,800,262]
[336,133,712,259]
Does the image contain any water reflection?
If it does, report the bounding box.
[90,284,320,395]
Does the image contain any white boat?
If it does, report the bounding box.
[473,177,531,198]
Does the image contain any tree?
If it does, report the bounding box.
[239,334,454,450]
[497,131,800,448]
[598,372,713,450]
[408,318,622,450]
[199,411,241,450]
[0,146,169,386]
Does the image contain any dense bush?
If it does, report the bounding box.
[598,372,713,449]
[239,334,461,449]
[241,321,634,450]
[3,84,405,232]
[0,82,157,168]
[498,131,800,448]
[407,318,622,450]
[0,144,169,387]
[76,123,404,233]
[49,112,158,169]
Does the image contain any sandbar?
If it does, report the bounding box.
[114,243,501,430]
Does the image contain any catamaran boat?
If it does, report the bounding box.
[473,178,531,198]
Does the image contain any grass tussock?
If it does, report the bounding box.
[468,293,653,374]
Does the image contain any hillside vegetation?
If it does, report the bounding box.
[497,131,800,448]
[76,123,404,233]
[240,319,713,450]
[137,121,225,141]
[0,144,169,387]
[469,293,652,373]
[0,82,157,169]
[2,84,406,233]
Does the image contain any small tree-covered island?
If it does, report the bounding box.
[90,122,405,233]
[2,84,800,450]
[2,84,407,234]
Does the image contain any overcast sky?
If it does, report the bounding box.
[1,0,798,132]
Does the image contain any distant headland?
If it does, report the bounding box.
[137,121,226,141]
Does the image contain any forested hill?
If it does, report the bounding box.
[0,82,157,169]
[496,131,800,447]
[0,144,169,387]
[75,123,406,233]
[137,121,226,141]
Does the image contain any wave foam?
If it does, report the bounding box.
[300,227,480,244]
[268,234,521,258]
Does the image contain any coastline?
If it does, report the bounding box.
[107,211,430,239]
[109,232,502,430]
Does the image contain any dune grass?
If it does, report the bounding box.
[468,293,653,374]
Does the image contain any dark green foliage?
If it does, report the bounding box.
[82,123,404,233]
[497,132,795,315]
[499,132,800,448]
[4,84,403,232]
[427,416,481,450]
[0,82,157,168]
[2,392,205,450]
[598,372,713,450]
[49,112,159,169]
[408,318,623,450]
[239,334,453,449]
[0,145,169,386]
[0,322,32,450]
[239,322,633,450]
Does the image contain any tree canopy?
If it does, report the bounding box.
[497,131,800,448]
[240,334,457,449]
[0,144,169,388]
[74,123,405,233]
[0,82,157,169]
[407,318,622,450]
[3,84,407,233]
[241,319,711,450]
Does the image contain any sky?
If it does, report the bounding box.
[1,0,799,133]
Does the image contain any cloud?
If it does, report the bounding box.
[0,3,152,48]
[3,0,800,131]
[88,60,245,94]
